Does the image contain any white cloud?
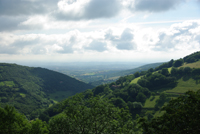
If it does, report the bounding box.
[153,20,200,51]
[0,19,200,62]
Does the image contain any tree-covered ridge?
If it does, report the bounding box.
[0,63,94,116]
[2,89,200,133]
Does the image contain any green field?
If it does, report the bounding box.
[165,78,200,93]
[144,96,159,108]
[130,77,141,84]
[181,60,200,68]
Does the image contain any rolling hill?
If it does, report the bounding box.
[0,63,94,115]
[39,51,200,122]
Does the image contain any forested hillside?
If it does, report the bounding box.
[1,51,200,133]
[0,63,93,116]
[38,51,200,133]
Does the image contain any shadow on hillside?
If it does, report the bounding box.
[176,75,200,84]
[150,82,178,92]
[182,75,190,81]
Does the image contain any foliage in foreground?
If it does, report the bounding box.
[139,89,200,134]
[0,95,138,134]
[0,105,48,134]
[49,94,136,134]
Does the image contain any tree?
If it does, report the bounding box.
[128,102,143,117]
[134,72,140,78]
[161,68,169,76]
[0,105,49,134]
[29,119,49,134]
[139,90,200,134]
[93,85,105,96]
[147,68,154,73]
[173,58,184,67]
[171,67,178,76]
[183,67,192,75]
[49,94,135,134]
[168,59,174,67]
[154,92,170,109]
[110,97,127,108]
[0,105,30,134]
[136,92,146,104]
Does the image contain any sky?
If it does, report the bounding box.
[0,0,200,64]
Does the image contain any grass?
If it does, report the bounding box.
[130,77,141,84]
[48,91,74,102]
[165,78,200,93]
[168,67,172,73]
[181,60,200,68]
[154,110,165,117]
[144,96,159,108]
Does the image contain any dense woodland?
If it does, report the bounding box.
[1,51,200,133]
[0,64,93,116]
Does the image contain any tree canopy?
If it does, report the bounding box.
[49,94,135,134]
[139,90,200,134]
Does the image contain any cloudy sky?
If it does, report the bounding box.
[0,0,200,64]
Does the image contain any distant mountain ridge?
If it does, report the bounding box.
[89,62,163,86]
[0,63,94,115]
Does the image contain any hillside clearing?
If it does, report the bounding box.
[130,77,141,84]
[144,96,159,108]
[181,60,200,68]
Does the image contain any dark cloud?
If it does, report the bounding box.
[0,15,46,32]
[153,32,174,51]
[11,38,40,48]
[54,0,121,20]
[56,35,76,54]
[120,28,134,41]
[0,16,25,31]
[128,0,185,12]
[0,0,57,31]
[116,42,136,50]
[0,45,19,54]
[105,28,137,50]
[85,40,107,52]
[84,0,121,19]
[104,30,118,41]
[116,29,136,50]
[0,37,40,54]
[0,0,58,16]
